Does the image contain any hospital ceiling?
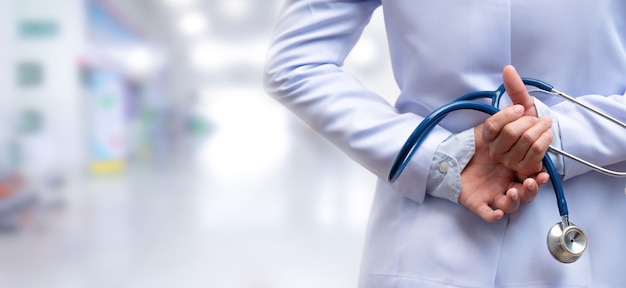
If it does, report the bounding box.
[100,0,282,87]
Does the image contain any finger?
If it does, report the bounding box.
[503,65,536,116]
[482,104,524,143]
[521,117,553,157]
[517,127,553,175]
[492,188,520,214]
[488,116,540,162]
[500,117,553,173]
[535,171,550,186]
[474,204,505,223]
[518,178,540,203]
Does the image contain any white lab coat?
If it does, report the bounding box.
[265,0,626,287]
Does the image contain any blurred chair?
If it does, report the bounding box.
[0,172,38,232]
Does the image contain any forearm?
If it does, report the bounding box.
[551,91,626,180]
[264,0,452,203]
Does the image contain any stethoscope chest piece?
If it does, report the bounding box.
[547,222,587,263]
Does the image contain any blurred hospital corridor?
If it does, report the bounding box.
[0,122,376,287]
[0,0,398,287]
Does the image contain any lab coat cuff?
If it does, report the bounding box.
[534,97,565,176]
[425,128,475,204]
[389,121,451,204]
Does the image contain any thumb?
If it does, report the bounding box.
[502,65,536,116]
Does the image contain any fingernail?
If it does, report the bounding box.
[513,105,524,114]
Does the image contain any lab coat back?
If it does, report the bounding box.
[359,1,626,287]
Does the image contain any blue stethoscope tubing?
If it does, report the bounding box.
[387,78,568,217]
[387,77,626,262]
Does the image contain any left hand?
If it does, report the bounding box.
[459,122,550,222]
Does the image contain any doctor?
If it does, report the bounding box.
[264,1,626,287]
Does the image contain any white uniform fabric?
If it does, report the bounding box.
[264,0,626,287]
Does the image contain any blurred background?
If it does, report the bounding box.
[0,0,399,287]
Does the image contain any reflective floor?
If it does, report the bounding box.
[0,91,376,288]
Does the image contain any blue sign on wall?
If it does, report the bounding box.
[19,20,59,39]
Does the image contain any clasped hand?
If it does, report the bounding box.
[459,65,553,222]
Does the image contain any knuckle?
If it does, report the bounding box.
[544,130,554,142]
[501,124,516,138]
[530,141,546,155]
[483,121,499,138]
[520,131,535,145]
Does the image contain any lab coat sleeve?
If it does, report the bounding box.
[264,0,452,203]
[552,91,626,180]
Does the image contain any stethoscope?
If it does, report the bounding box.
[387,78,626,263]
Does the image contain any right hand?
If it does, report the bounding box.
[482,65,554,177]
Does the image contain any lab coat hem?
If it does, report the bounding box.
[361,273,593,288]
[360,273,491,288]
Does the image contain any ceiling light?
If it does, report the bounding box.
[178,11,208,38]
